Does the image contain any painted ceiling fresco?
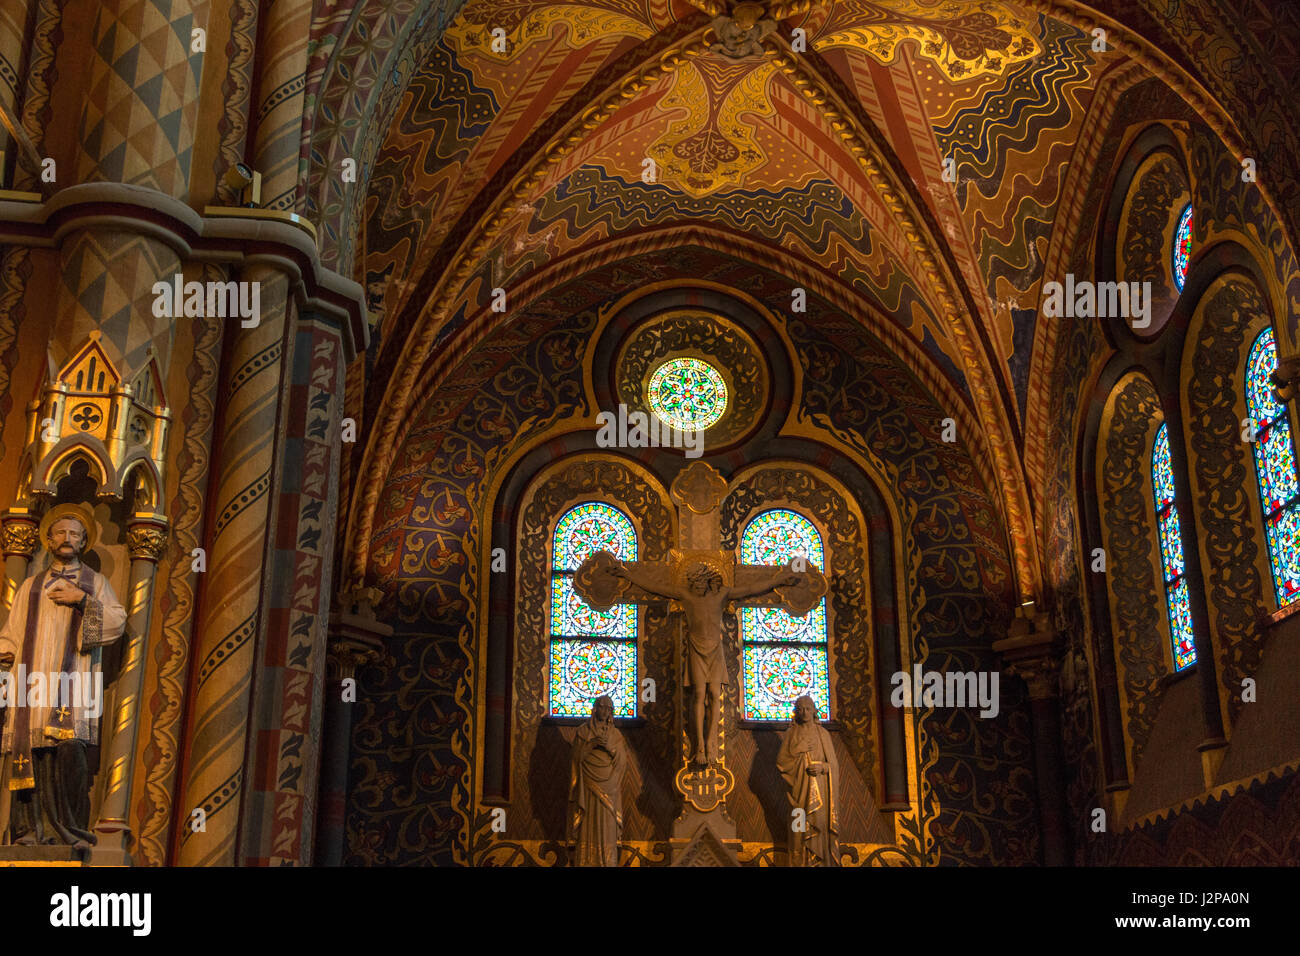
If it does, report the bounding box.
[362,0,1117,435]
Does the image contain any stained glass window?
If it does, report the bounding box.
[1152,424,1197,670]
[739,509,830,720]
[1246,328,1300,606]
[549,503,638,717]
[1172,203,1193,292]
[647,357,728,431]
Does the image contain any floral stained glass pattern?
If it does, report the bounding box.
[1153,424,1196,670]
[1172,204,1193,292]
[1246,328,1300,605]
[549,640,637,718]
[647,357,728,431]
[739,509,830,719]
[550,503,637,717]
[743,644,830,721]
[553,502,637,570]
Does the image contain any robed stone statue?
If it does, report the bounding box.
[0,504,126,848]
[777,695,840,866]
[567,695,627,866]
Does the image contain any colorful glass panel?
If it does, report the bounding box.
[647,357,728,431]
[1152,423,1196,669]
[742,644,830,721]
[742,601,827,644]
[739,509,830,718]
[1246,328,1300,605]
[1172,204,1192,292]
[553,503,636,570]
[550,576,636,638]
[549,639,637,717]
[740,509,825,569]
[550,502,638,717]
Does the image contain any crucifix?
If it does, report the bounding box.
[574,461,826,857]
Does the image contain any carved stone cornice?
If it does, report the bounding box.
[0,182,366,362]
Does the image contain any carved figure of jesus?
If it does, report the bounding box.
[610,558,798,765]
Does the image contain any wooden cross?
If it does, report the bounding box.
[574,461,826,840]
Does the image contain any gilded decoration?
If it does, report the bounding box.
[125,525,169,562]
[670,461,729,516]
[648,56,778,198]
[812,0,1041,81]
[1,518,38,557]
[1116,152,1186,305]
[618,311,768,448]
[20,335,169,503]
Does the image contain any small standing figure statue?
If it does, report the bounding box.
[567,695,628,866]
[777,695,840,866]
[0,503,126,848]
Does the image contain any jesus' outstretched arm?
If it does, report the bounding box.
[610,561,686,600]
[727,564,800,600]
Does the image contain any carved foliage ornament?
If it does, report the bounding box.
[2,521,39,557]
[126,526,168,562]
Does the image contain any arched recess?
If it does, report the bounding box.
[480,433,910,857]
[1093,371,1170,776]
[503,453,676,850]
[719,460,902,842]
[1180,269,1277,731]
[1102,125,1192,338]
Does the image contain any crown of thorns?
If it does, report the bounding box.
[685,562,724,585]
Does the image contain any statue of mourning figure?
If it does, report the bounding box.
[567,695,628,867]
[777,695,840,866]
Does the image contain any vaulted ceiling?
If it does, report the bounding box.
[338,0,1300,604]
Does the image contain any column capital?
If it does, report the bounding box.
[125,514,169,562]
[993,601,1059,700]
[1,509,39,557]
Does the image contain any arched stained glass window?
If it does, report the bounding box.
[739,509,830,720]
[1152,424,1197,670]
[549,503,638,717]
[1246,327,1300,606]
[1172,203,1193,292]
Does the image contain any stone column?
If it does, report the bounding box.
[0,507,37,620]
[92,512,168,862]
[251,0,312,211]
[176,268,288,867]
[315,591,387,867]
[994,606,1069,866]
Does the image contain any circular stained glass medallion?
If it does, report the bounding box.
[1172,203,1192,292]
[647,357,728,431]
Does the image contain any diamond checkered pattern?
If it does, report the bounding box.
[76,0,201,196]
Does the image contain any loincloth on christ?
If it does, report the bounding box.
[686,632,728,687]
